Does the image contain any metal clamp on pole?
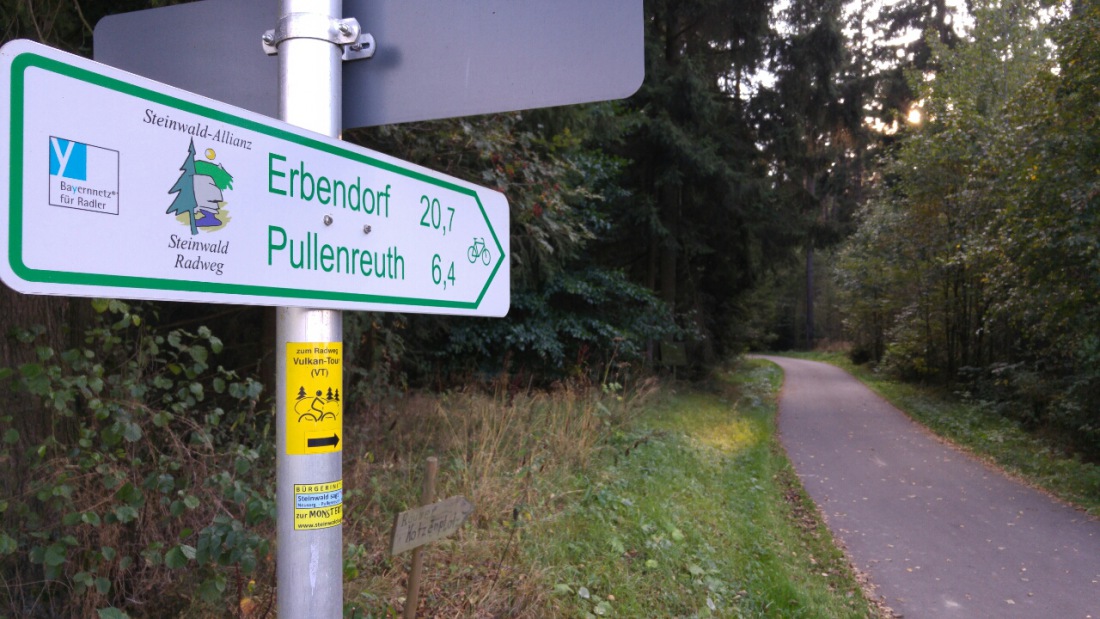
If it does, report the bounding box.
[262,13,375,61]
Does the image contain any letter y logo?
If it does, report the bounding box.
[49,137,87,181]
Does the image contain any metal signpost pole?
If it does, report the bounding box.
[273,0,344,615]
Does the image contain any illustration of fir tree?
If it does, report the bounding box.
[326,387,334,401]
[296,386,307,400]
[166,139,199,235]
[333,389,340,403]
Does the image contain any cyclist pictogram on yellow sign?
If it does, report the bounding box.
[285,342,342,455]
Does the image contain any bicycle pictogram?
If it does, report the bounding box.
[294,387,339,422]
[467,237,491,265]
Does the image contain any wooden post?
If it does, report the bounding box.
[404,457,438,619]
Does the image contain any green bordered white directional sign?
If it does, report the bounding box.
[0,40,509,316]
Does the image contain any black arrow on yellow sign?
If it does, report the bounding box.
[307,434,340,449]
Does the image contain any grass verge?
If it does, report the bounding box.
[339,378,661,618]
[785,352,1100,517]
[336,361,882,617]
[527,359,880,618]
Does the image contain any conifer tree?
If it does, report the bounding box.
[166,139,200,235]
[757,0,854,347]
[605,0,775,358]
[873,0,960,124]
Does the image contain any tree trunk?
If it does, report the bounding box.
[659,184,680,309]
[0,284,89,527]
[805,244,815,349]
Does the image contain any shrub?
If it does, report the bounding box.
[440,267,682,380]
[0,301,273,618]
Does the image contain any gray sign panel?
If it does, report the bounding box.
[94,0,643,129]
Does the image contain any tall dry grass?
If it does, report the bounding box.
[340,376,657,617]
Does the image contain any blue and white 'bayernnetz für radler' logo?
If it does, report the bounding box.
[48,136,120,215]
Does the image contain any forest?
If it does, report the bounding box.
[1,0,1097,615]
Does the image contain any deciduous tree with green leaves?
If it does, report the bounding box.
[837,0,1100,454]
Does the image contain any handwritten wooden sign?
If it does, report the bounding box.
[390,495,474,556]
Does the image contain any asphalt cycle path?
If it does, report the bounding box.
[756,356,1100,618]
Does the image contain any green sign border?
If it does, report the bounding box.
[8,50,506,310]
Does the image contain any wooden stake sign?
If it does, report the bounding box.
[391,457,474,618]
[390,494,475,556]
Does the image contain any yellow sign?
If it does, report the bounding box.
[293,480,343,530]
[285,342,342,455]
